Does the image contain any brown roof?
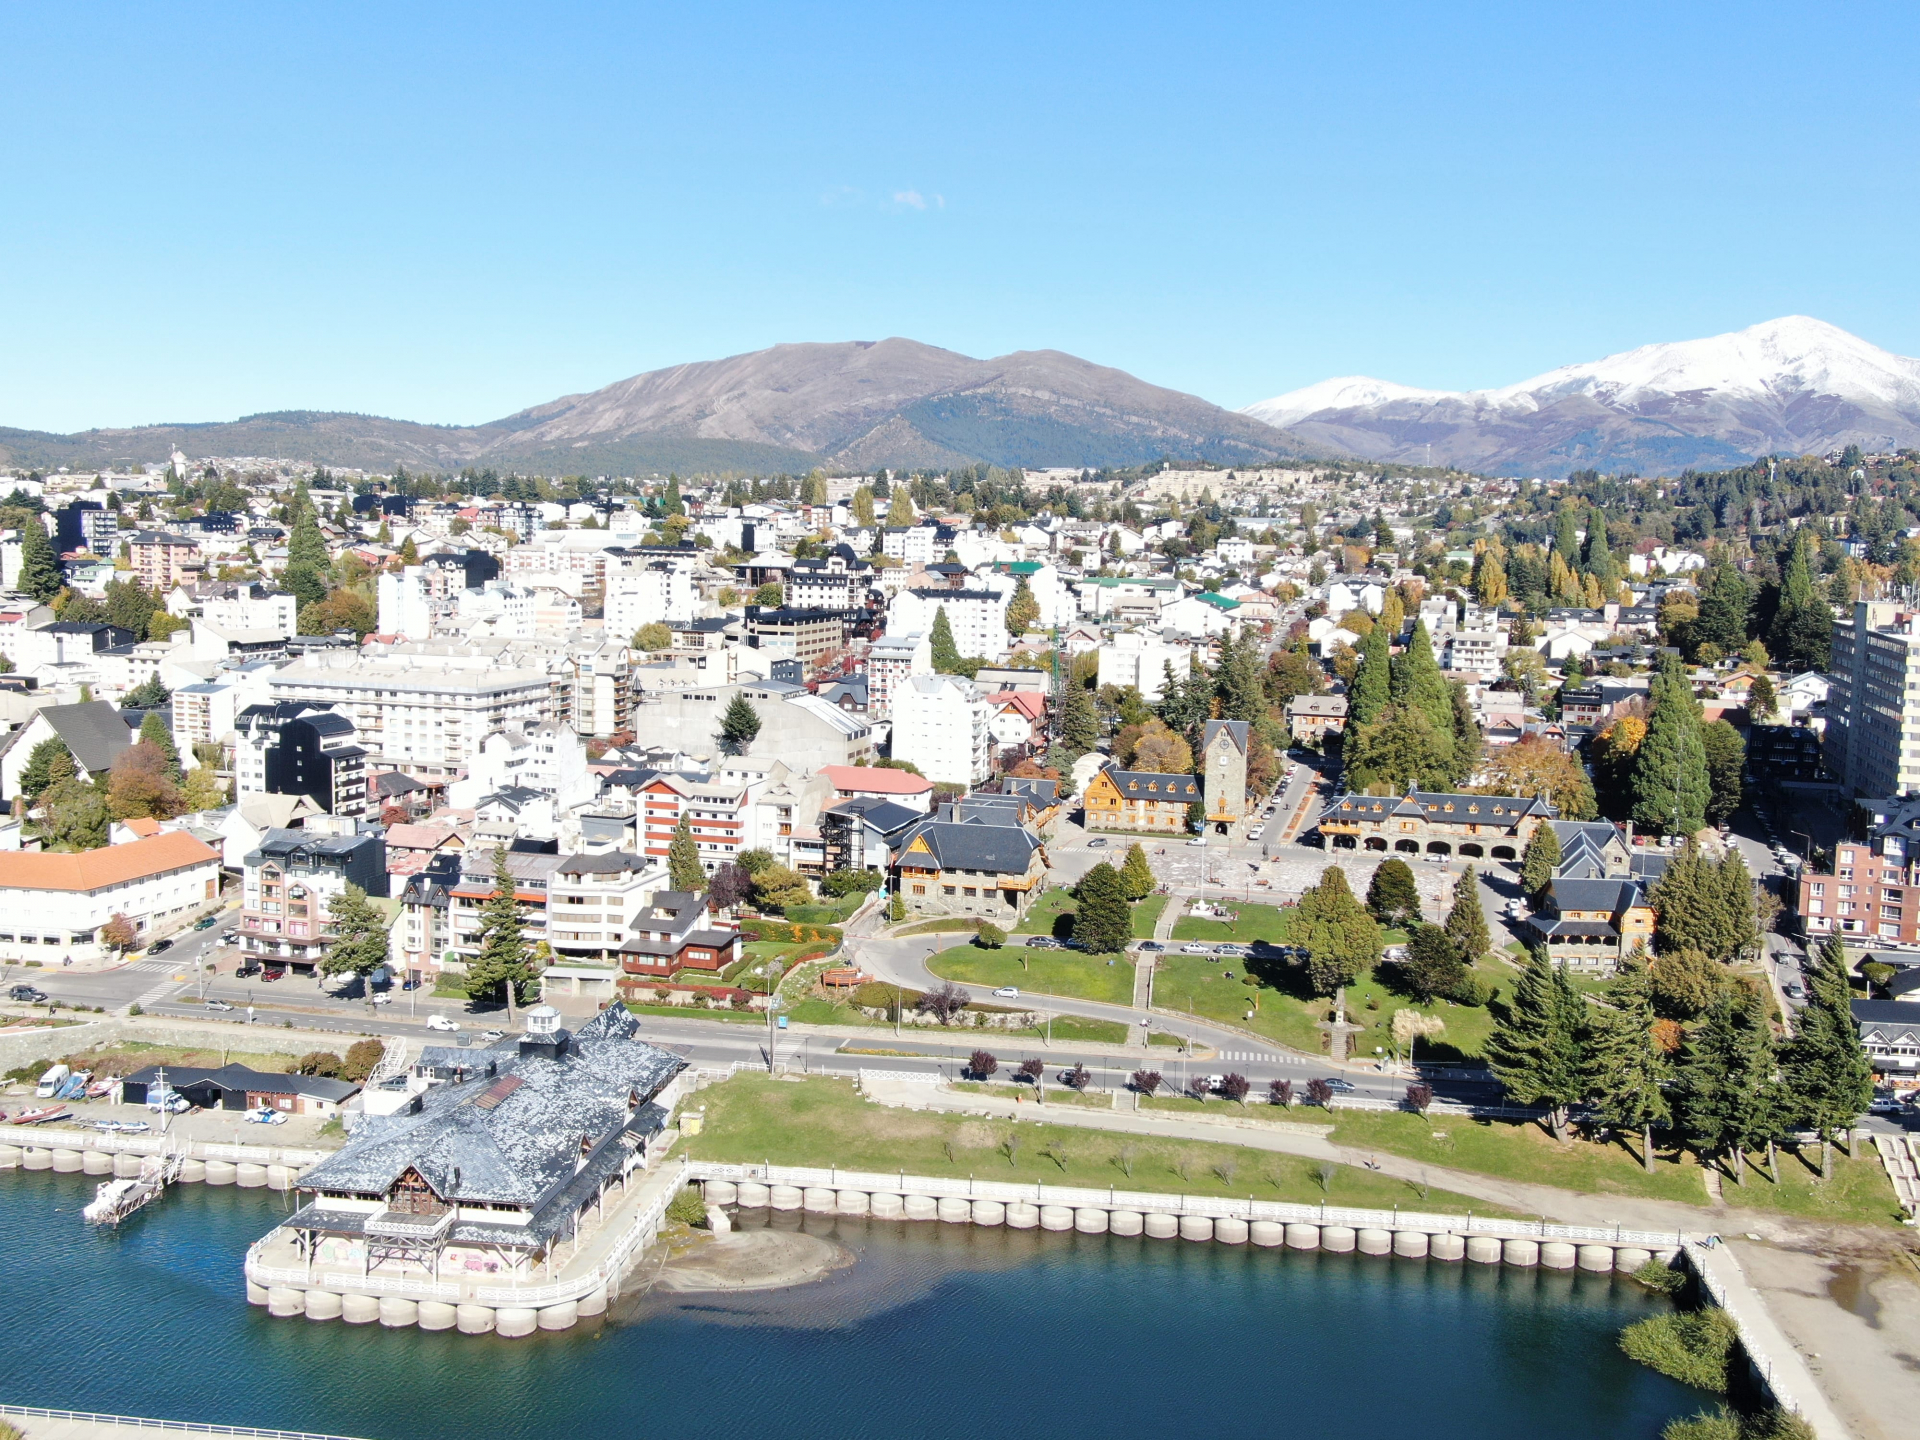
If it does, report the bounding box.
[0,831,220,892]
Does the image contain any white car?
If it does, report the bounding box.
[1180,943,1211,954]
[1187,838,1208,847]
[203,998,235,1012]
[1248,826,1265,840]
[992,986,1020,999]
[426,1014,460,1032]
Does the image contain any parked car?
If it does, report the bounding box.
[992,986,1020,999]
[1026,936,1059,949]
[235,962,261,978]
[1180,943,1211,954]
[204,999,235,1012]
[1323,1077,1356,1093]
[146,938,173,955]
[1137,941,1164,952]
[193,915,220,930]
[426,1014,460,1032]
[260,968,285,982]
[1248,826,1265,840]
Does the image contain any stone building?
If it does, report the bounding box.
[1200,719,1250,837]
[1318,787,1556,861]
[1081,767,1201,835]
[892,798,1047,921]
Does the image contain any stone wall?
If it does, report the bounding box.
[0,1013,376,1074]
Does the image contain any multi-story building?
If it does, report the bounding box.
[0,831,222,963]
[1796,795,1920,943]
[1444,624,1506,678]
[881,523,942,566]
[892,798,1047,922]
[1081,766,1202,834]
[888,588,1009,664]
[864,630,930,720]
[545,851,671,967]
[604,552,697,638]
[890,674,991,787]
[742,605,855,668]
[640,773,749,874]
[614,890,744,985]
[1095,629,1189,702]
[1285,694,1348,742]
[787,555,873,611]
[1522,876,1656,974]
[1200,719,1252,836]
[234,701,368,816]
[268,652,552,780]
[443,847,560,965]
[126,531,203,592]
[1318,788,1557,862]
[240,822,389,973]
[1827,599,1920,799]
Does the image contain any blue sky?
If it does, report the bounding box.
[5,2,1919,433]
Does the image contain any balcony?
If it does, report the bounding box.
[365,1207,455,1243]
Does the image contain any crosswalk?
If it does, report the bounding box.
[124,959,186,973]
[1209,1049,1308,1066]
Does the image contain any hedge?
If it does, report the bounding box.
[740,920,843,945]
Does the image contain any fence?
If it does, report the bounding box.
[686,1160,1707,1249]
[0,1407,365,1440]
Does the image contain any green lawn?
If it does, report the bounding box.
[1139,1094,1331,1125]
[1014,887,1167,940]
[624,1002,764,1026]
[1170,901,1299,944]
[1026,1015,1130,1045]
[682,1073,1511,1212]
[1715,1143,1904,1227]
[950,1080,1114,1109]
[929,942,1136,1005]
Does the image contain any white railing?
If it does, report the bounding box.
[858,1068,941,1087]
[687,1161,1706,1249]
[0,1405,366,1440]
[11,1127,328,1168]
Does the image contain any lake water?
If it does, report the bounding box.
[1,1169,1700,1439]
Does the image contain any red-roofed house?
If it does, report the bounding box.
[822,764,935,814]
[0,831,222,963]
[987,689,1048,750]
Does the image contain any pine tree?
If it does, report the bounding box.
[1630,678,1709,837]
[668,811,705,892]
[1693,564,1753,654]
[1214,628,1265,723]
[1059,679,1099,757]
[1072,862,1131,954]
[1395,621,1455,737]
[1444,866,1491,962]
[1297,866,1382,995]
[1553,508,1581,570]
[1403,923,1466,1002]
[1675,984,1776,1182]
[318,885,392,979]
[663,476,685,516]
[1769,530,1833,673]
[1119,843,1155,901]
[1581,507,1616,586]
[1782,934,1874,1177]
[1347,622,1392,728]
[17,518,62,602]
[18,737,74,803]
[1700,720,1745,826]
[464,848,534,1020]
[1520,822,1561,902]
[720,693,762,754]
[137,712,181,782]
[1364,857,1420,928]
[929,605,962,673]
[1581,959,1671,1171]
[1485,948,1587,1139]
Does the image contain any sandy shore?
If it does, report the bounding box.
[651,1228,855,1293]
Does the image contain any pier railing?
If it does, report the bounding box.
[0,1406,367,1440]
[684,1160,1708,1249]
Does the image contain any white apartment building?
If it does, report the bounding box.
[545,850,670,967]
[447,721,594,810]
[1096,629,1189,702]
[881,524,942,566]
[1444,624,1507,678]
[890,673,991,787]
[888,587,1009,664]
[1829,600,1920,798]
[865,631,931,719]
[0,831,222,963]
[500,531,621,596]
[604,554,697,638]
[376,565,466,641]
[268,652,552,779]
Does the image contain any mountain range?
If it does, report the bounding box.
[1241,316,1920,476]
[0,339,1304,477]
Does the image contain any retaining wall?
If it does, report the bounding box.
[0,1013,373,1075]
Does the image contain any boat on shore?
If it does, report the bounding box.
[9,1106,68,1125]
[83,1153,182,1226]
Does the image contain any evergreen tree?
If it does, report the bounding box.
[1630,674,1709,836]
[1485,948,1587,1139]
[928,605,962,673]
[17,517,62,602]
[662,476,684,516]
[1700,721,1746,826]
[1581,507,1617,586]
[18,736,74,803]
[464,848,535,1020]
[1650,844,1757,960]
[1402,923,1466,1002]
[1693,564,1753,654]
[720,693,762,754]
[1213,628,1265,724]
[318,885,392,979]
[1004,578,1040,635]
[1119,843,1155,901]
[1443,866,1491,962]
[668,811,705,892]
[1346,622,1392,728]
[1296,866,1382,995]
[1072,862,1131,954]
[1553,508,1581,569]
[1581,959,1671,1172]
[1394,621,1455,737]
[1782,934,1874,1178]
[1675,984,1777,1182]
[1520,822,1561,902]
[1363,857,1420,928]
[1059,678,1099,756]
[137,712,181,782]
[1769,530,1833,672]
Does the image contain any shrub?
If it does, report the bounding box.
[1269,1078,1293,1107]
[975,923,1006,949]
[1131,1068,1161,1095]
[294,1050,343,1078]
[851,981,921,1011]
[1189,1074,1212,1100]
[821,868,884,898]
[1618,1308,1739,1393]
[341,1039,385,1082]
[1446,972,1495,1007]
[1017,1057,1044,1081]
[1632,1258,1688,1295]
[127,1003,143,1016]
[1404,1082,1433,1114]
[666,1185,709,1227]
[916,982,970,1025]
[1306,1077,1334,1108]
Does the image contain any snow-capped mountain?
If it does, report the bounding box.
[1240,317,1920,476]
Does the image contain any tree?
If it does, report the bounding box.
[1220,1072,1250,1103]
[1649,844,1757,961]
[668,812,706,893]
[1692,564,1753,656]
[851,486,876,527]
[125,675,171,709]
[1131,1068,1161,1095]
[917,981,970,1025]
[752,581,785,608]
[18,736,75,804]
[1769,531,1832,673]
[1485,948,1586,1139]
[1746,674,1778,724]
[40,778,108,850]
[929,605,962,674]
[464,848,536,1020]
[720,694,762,754]
[885,487,915,527]
[1649,947,1726,1020]
[1581,959,1671,1171]
[1072,862,1131,954]
[283,506,331,609]
[633,621,672,651]
[1364,858,1420,928]
[1342,705,1457,794]
[1131,724,1192,774]
[100,913,138,953]
[17,518,62,602]
[1406,1082,1434,1115]
[1296,865,1382,994]
[1520,822,1561,902]
[1700,721,1745,826]
[1347,622,1392,728]
[1005,578,1040,635]
[970,1049,999,1079]
[1268,1078,1293,1107]
[708,862,753,912]
[1471,548,1508,608]
[975,923,1006,948]
[1306,1077,1335,1108]
[1631,678,1710,837]
[1119,843,1155,901]
[751,864,811,910]
[1675,984,1776,1182]
[1782,934,1874,1178]
[106,742,183,821]
[179,765,229,812]
[1402,923,1466,1002]
[298,589,377,639]
[1443,866,1491,962]
[1475,736,1597,819]
[1058,678,1099,756]
[137,712,181,782]
[318,885,391,979]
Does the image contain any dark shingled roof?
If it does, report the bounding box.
[1102,770,1201,801]
[39,701,135,776]
[894,801,1042,876]
[1544,877,1645,915]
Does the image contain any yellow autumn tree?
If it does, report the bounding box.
[1547,551,1579,603]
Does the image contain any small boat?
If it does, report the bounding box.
[82,1152,180,1225]
[9,1106,67,1125]
[54,1071,91,1101]
[85,1079,116,1099]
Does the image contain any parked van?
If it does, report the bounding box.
[36,1064,69,1098]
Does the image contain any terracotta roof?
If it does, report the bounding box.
[823,764,934,795]
[0,831,220,892]
[121,817,162,838]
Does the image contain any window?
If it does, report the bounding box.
[943,886,956,895]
